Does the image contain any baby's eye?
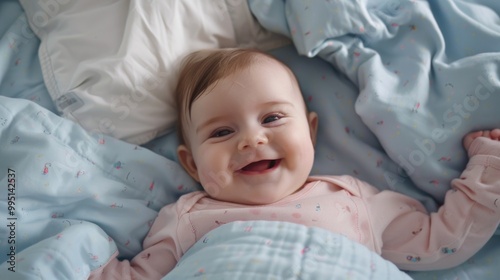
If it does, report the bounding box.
[210,128,233,138]
[262,114,283,124]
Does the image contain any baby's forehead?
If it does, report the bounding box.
[182,52,305,128]
[197,66,304,117]
[251,54,293,74]
[207,58,299,98]
[228,56,299,91]
[192,57,274,92]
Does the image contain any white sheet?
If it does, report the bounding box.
[20,0,290,144]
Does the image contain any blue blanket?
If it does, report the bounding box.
[249,0,500,279]
[164,221,411,280]
[0,3,197,274]
[0,0,55,112]
[250,0,500,203]
[0,94,196,261]
[2,0,500,279]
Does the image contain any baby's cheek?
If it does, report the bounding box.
[199,168,232,197]
[289,136,315,167]
[298,147,315,174]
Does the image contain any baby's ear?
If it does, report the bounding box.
[308,111,319,146]
[177,145,200,182]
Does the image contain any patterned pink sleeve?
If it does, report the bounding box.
[88,203,182,280]
[376,137,500,271]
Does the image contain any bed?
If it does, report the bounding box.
[1,0,500,279]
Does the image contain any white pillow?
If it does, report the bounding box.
[19,0,290,144]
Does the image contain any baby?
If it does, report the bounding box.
[90,49,500,279]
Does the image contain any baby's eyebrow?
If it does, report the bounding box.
[262,100,295,108]
[196,115,227,134]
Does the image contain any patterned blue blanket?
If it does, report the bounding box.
[2,0,500,279]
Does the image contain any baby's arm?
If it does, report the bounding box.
[88,203,182,280]
[379,130,500,271]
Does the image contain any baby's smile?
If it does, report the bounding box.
[237,159,281,174]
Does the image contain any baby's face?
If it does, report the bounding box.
[179,58,317,204]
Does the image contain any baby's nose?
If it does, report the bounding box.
[237,132,269,150]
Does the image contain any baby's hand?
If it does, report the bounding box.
[463,129,500,157]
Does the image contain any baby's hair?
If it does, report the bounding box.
[175,48,299,147]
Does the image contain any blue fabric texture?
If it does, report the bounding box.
[0,0,55,112]
[0,93,197,275]
[250,0,500,279]
[250,0,500,203]
[1,0,500,279]
[164,221,412,280]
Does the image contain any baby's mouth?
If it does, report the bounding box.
[240,159,281,172]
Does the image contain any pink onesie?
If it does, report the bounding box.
[90,138,500,279]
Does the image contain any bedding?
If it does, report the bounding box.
[1,0,500,279]
[163,221,411,280]
[250,0,500,203]
[18,0,290,145]
[0,0,54,113]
